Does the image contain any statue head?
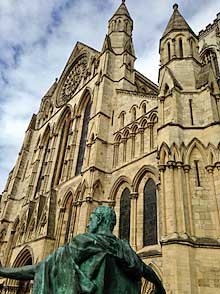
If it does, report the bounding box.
[87,206,116,234]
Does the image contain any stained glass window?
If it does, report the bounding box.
[143,179,157,246]
[119,188,131,241]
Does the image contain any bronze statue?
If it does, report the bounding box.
[0,206,166,293]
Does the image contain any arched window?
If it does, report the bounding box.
[167,42,171,61]
[52,111,71,186]
[202,49,220,77]
[119,188,131,241]
[120,112,125,128]
[143,179,157,246]
[11,249,33,294]
[142,103,147,114]
[59,194,74,245]
[131,107,137,121]
[35,131,50,196]
[179,38,183,58]
[76,100,92,175]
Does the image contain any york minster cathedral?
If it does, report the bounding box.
[0,1,220,293]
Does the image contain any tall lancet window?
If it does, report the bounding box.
[75,99,92,175]
[35,129,50,196]
[53,111,71,186]
[119,188,131,241]
[143,179,157,246]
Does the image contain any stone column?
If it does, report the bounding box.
[86,143,92,166]
[176,161,187,235]
[113,143,118,167]
[206,165,220,237]
[148,122,153,151]
[172,38,176,58]
[122,138,127,163]
[74,201,82,235]
[130,192,138,250]
[131,133,135,159]
[139,128,144,156]
[167,160,177,236]
[159,96,165,127]
[55,207,65,247]
[183,164,194,236]
[158,164,167,238]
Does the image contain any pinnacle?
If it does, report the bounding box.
[110,0,132,20]
[162,4,196,38]
[173,3,178,10]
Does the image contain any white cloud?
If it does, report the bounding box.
[0,0,219,192]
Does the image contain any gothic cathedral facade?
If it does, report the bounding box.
[0,2,220,293]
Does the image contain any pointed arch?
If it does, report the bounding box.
[149,111,158,123]
[131,123,139,133]
[13,246,33,267]
[93,179,104,200]
[55,105,73,131]
[61,188,75,208]
[59,191,74,245]
[132,165,158,192]
[207,143,217,165]
[185,138,207,165]
[119,187,131,241]
[52,106,72,186]
[74,183,82,201]
[40,124,51,145]
[159,142,170,165]
[114,133,122,143]
[130,105,138,121]
[180,142,186,163]
[119,111,126,128]
[143,179,157,246]
[75,91,92,176]
[76,87,93,116]
[140,118,148,128]
[123,128,130,138]
[80,179,89,200]
[170,143,181,162]
[109,176,132,201]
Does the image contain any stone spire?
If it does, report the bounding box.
[108,0,133,37]
[162,3,197,39]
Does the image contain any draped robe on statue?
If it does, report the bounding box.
[33,232,143,294]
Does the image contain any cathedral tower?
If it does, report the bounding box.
[1,1,220,293]
[158,4,220,293]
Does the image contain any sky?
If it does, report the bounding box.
[0,0,219,193]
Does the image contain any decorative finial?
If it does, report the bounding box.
[173,3,178,10]
[122,0,126,3]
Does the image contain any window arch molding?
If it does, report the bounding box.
[76,87,93,116]
[132,165,158,192]
[55,105,74,131]
[112,180,132,241]
[133,168,158,249]
[13,246,34,267]
[74,88,93,176]
[57,191,75,246]
[52,106,72,186]
[34,125,51,196]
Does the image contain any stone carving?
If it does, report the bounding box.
[0,206,165,294]
[57,54,88,107]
